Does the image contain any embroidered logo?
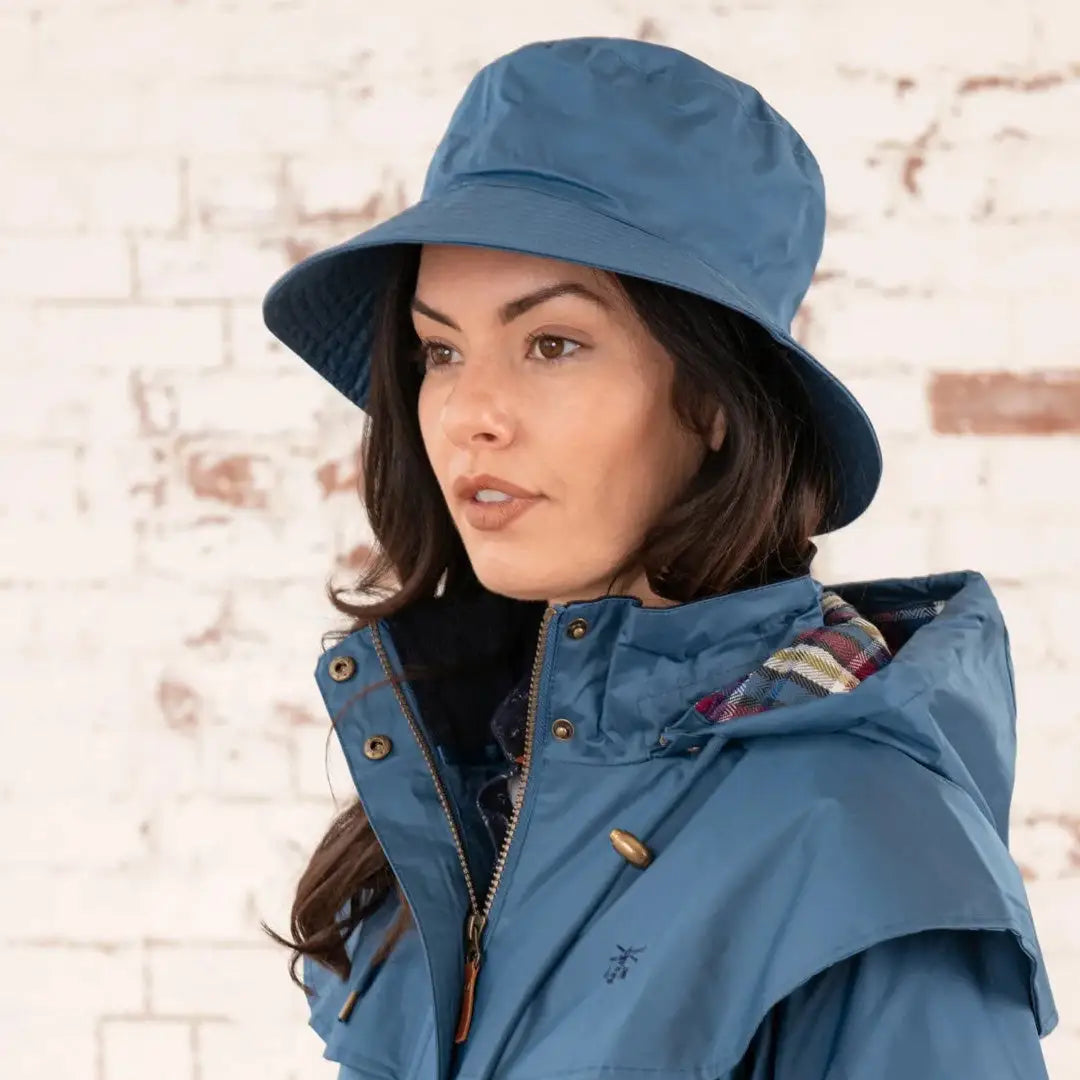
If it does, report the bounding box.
[604,944,646,984]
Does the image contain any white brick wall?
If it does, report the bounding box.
[1,2,1077,1077]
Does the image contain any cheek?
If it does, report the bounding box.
[561,400,672,513]
[578,394,701,515]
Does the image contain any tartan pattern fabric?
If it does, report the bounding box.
[694,591,943,724]
[871,598,948,653]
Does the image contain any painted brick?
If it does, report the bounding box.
[198,728,294,800]
[151,799,334,872]
[138,85,335,155]
[809,143,900,222]
[805,291,1013,372]
[187,156,284,233]
[0,303,35,357]
[835,371,929,436]
[0,445,83,520]
[822,220,1080,298]
[89,157,185,232]
[150,944,304,1019]
[948,78,1080,144]
[931,513,1078,579]
[294,721,356,803]
[817,0,1033,74]
[0,1013,96,1080]
[982,438,1080,507]
[868,435,988,512]
[813,510,935,584]
[171,370,328,435]
[285,155,410,229]
[102,1020,196,1080]
[3,87,142,154]
[0,157,85,231]
[0,156,183,234]
[0,802,151,869]
[0,702,200,800]
[0,236,131,300]
[1014,293,1080,368]
[1031,1,1080,69]
[3,865,263,943]
[0,945,143,1015]
[32,303,225,372]
[0,366,137,440]
[0,580,226,662]
[4,517,139,581]
[227,301,305,372]
[993,141,1080,217]
[138,508,331,584]
[777,75,943,149]
[198,1018,336,1080]
[136,237,291,302]
[0,12,36,84]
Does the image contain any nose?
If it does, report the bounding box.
[440,361,518,449]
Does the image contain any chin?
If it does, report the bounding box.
[471,563,554,602]
[471,557,612,606]
[465,550,555,601]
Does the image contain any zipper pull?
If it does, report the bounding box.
[454,910,486,1043]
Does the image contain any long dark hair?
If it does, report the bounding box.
[262,243,837,992]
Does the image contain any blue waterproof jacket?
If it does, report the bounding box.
[304,569,1057,1079]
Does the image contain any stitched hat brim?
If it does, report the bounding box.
[262,180,881,533]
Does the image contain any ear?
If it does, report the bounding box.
[707,406,727,452]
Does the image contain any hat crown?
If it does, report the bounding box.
[422,37,825,329]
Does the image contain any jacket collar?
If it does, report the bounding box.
[377,573,827,765]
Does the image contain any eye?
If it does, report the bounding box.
[417,340,458,370]
[526,334,582,361]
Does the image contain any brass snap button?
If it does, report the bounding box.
[363,735,393,760]
[566,618,589,640]
[610,828,653,868]
[552,718,574,740]
[329,655,357,682]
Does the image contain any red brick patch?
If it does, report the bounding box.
[315,454,361,498]
[186,452,270,508]
[930,371,1080,435]
[158,678,201,734]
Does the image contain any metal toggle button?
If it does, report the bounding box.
[610,828,653,868]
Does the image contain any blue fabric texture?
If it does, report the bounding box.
[261,36,882,532]
[303,569,1056,1080]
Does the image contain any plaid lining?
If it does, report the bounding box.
[694,592,945,723]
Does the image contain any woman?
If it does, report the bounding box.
[261,37,1056,1079]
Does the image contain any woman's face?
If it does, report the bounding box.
[413,244,722,608]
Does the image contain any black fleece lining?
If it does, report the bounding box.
[382,588,548,764]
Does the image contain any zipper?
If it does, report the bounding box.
[369,604,556,1045]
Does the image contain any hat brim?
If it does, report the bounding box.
[262,180,880,533]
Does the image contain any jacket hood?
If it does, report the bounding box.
[684,570,1018,844]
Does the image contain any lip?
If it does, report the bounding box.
[461,492,542,532]
[453,473,540,501]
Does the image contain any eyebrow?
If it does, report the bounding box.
[410,281,612,331]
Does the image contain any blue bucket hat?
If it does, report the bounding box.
[262,37,882,533]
